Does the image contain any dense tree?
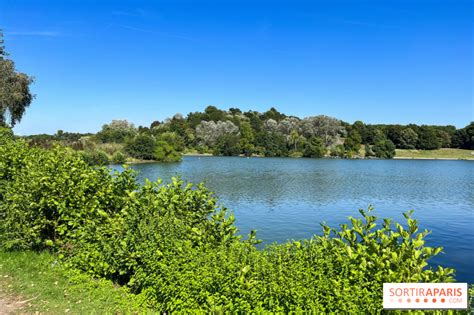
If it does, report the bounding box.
[255,131,287,157]
[399,128,418,149]
[214,134,241,156]
[386,125,404,147]
[277,117,300,136]
[154,140,181,162]
[344,130,362,154]
[111,151,127,164]
[0,31,35,127]
[204,105,226,122]
[301,115,345,147]
[196,120,239,146]
[244,111,264,132]
[81,150,110,166]
[364,144,375,158]
[373,139,396,159]
[157,131,185,151]
[239,121,255,156]
[125,134,157,160]
[452,122,474,150]
[96,120,137,143]
[417,126,441,150]
[330,144,346,158]
[303,136,326,158]
[261,107,286,122]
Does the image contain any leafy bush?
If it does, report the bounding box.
[330,144,346,158]
[95,142,123,155]
[96,120,137,143]
[154,140,181,162]
[373,139,396,159]
[288,150,303,158]
[364,143,375,157]
[0,139,137,249]
[0,134,468,312]
[303,136,326,158]
[111,151,127,164]
[125,134,156,160]
[81,150,110,166]
[0,126,14,142]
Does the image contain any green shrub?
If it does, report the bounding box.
[154,140,181,162]
[303,136,326,158]
[96,142,123,155]
[111,151,127,164]
[365,143,375,157]
[288,150,303,158]
[0,127,14,143]
[0,139,137,250]
[125,134,156,160]
[373,139,396,159]
[81,150,110,166]
[330,144,346,158]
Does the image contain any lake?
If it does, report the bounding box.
[112,157,474,283]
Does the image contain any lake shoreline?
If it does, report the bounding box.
[394,156,474,160]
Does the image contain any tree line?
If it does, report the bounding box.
[22,106,474,163]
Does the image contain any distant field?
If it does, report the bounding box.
[395,148,474,160]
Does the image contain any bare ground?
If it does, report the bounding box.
[0,294,23,315]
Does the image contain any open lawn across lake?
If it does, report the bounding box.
[395,148,474,160]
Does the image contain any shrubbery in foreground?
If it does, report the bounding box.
[0,129,469,312]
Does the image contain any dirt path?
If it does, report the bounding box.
[0,295,23,315]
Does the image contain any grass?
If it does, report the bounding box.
[0,251,147,314]
[395,148,474,160]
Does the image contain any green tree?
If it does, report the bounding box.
[154,141,182,162]
[290,129,299,151]
[364,144,375,157]
[111,151,127,164]
[373,139,396,159]
[452,122,474,149]
[399,128,418,149]
[330,144,346,158]
[125,134,156,160]
[81,150,110,166]
[214,134,241,156]
[0,31,35,127]
[261,107,285,122]
[417,126,441,150]
[303,136,326,158]
[344,130,362,154]
[255,131,288,157]
[239,121,255,156]
[204,105,226,122]
[96,120,137,143]
[157,131,185,151]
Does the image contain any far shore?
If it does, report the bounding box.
[182,153,213,157]
[393,156,474,160]
[123,148,474,164]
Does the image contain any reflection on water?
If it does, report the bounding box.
[111,157,474,283]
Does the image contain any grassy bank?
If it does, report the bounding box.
[0,251,146,314]
[395,148,474,160]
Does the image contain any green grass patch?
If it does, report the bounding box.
[395,148,474,160]
[0,251,147,314]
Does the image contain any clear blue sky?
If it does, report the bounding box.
[1,0,472,135]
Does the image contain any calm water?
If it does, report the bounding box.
[112,157,474,283]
